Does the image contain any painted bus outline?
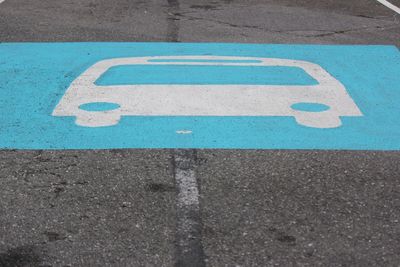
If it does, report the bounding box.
[52,55,362,128]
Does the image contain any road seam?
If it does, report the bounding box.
[173,149,206,267]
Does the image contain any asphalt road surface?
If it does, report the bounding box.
[1,0,400,266]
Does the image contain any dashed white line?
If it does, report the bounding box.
[376,0,400,14]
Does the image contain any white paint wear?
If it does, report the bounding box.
[176,130,193,134]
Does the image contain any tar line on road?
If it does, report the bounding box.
[167,0,180,42]
[168,0,204,264]
[172,149,206,267]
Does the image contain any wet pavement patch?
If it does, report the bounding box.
[43,231,67,242]
[146,182,175,193]
[0,245,43,267]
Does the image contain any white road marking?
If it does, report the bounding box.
[376,0,400,14]
[53,56,362,129]
[176,130,192,134]
[0,0,5,4]
[175,151,199,209]
[176,165,199,208]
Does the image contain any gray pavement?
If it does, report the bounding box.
[199,150,400,266]
[0,0,399,266]
[0,150,175,266]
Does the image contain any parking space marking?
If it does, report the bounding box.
[376,0,400,14]
[53,56,362,129]
[0,43,399,150]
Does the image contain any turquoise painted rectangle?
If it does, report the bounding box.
[0,42,399,150]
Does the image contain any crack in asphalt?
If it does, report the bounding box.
[172,12,399,38]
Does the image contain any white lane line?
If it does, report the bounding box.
[376,0,400,14]
[0,0,5,4]
[173,149,205,267]
[176,163,199,208]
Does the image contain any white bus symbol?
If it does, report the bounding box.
[52,56,362,128]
